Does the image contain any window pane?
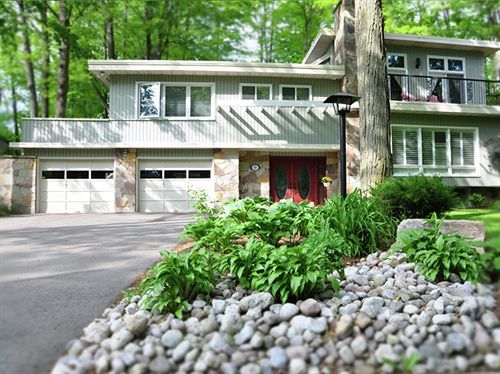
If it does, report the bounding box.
[429,58,445,71]
[164,170,186,179]
[165,86,186,117]
[191,86,212,117]
[388,55,405,68]
[448,59,463,72]
[189,170,211,178]
[67,170,89,179]
[242,86,256,100]
[392,128,405,165]
[296,87,310,101]
[91,170,114,179]
[256,86,270,100]
[462,132,475,166]
[139,83,160,117]
[42,170,64,179]
[140,170,162,179]
[434,131,447,166]
[451,132,462,166]
[422,129,434,165]
[282,87,295,100]
[405,130,419,165]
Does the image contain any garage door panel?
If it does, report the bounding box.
[164,180,188,189]
[164,200,189,212]
[141,201,166,213]
[188,180,210,190]
[164,190,188,200]
[66,191,90,202]
[41,180,66,192]
[90,202,115,213]
[66,180,91,191]
[91,180,114,191]
[40,190,66,202]
[66,202,91,213]
[90,191,115,202]
[139,180,164,191]
[40,201,66,213]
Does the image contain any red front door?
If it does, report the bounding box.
[270,157,326,205]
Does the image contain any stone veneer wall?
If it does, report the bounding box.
[239,151,270,199]
[346,114,361,191]
[0,156,36,214]
[214,149,239,204]
[325,151,339,198]
[114,148,136,212]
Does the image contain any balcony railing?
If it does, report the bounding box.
[388,74,499,106]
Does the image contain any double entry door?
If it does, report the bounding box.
[270,157,326,205]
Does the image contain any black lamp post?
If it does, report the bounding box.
[324,92,360,198]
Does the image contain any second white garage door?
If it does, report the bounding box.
[138,159,212,213]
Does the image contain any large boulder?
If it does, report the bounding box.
[397,219,484,242]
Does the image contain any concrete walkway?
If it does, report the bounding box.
[0,213,192,374]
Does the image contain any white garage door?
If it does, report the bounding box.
[139,159,212,213]
[39,160,115,213]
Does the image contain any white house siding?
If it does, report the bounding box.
[391,113,500,188]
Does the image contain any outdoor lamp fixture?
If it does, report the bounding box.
[323,92,360,198]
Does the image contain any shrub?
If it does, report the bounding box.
[311,189,396,257]
[390,214,480,283]
[140,250,216,317]
[371,175,458,221]
[0,203,10,217]
[479,237,500,284]
[468,193,486,208]
[182,216,218,242]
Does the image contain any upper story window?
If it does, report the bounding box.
[428,56,465,74]
[280,85,311,101]
[387,54,406,70]
[139,83,161,118]
[240,84,272,101]
[392,125,477,176]
[165,84,214,118]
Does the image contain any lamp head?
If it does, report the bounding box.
[324,92,360,114]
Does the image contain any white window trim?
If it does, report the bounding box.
[135,81,216,120]
[427,55,466,75]
[163,82,216,120]
[279,84,312,101]
[391,124,479,177]
[387,53,408,73]
[136,82,162,119]
[239,83,273,101]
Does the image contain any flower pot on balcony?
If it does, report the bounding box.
[323,182,331,188]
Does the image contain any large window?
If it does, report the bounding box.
[240,84,272,101]
[392,126,477,175]
[280,85,311,101]
[137,82,214,119]
[387,53,407,101]
[427,56,466,103]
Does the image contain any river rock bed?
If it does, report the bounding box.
[52,252,499,374]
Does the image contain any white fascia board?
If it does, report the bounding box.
[385,33,500,56]
[10,142,339,151]
[89,60,345,85]
[302,29,335,65]
[390,101,500,117]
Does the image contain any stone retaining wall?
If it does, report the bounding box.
[0,156,36,214]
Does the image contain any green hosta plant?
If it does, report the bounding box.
[182,216,218,242]
[391,213,480,283]
[252,242,341,303]
[140,250,216,317]
[194,219,243,253]
[216,237,271,288]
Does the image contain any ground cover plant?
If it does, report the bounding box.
[390,213,481,283]
[138,191,397,315]
[371,175,458,221]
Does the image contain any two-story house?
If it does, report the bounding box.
[4,1,499,214]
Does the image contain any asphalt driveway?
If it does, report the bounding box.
[0,213,192,374]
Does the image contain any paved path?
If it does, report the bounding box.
[0,213,192,374]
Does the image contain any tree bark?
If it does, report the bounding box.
[11,85,19,141]
[16,0,38,117]
[355,0,392,189]
[55,0,70,118]
[40,2,50,117]
[102,0,117,59]
[144,0,154,59]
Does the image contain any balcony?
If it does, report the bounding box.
[388,74,499,106]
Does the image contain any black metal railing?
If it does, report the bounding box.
[388,74,499,106]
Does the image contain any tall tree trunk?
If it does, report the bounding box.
[102,0,117,59]
[16,0,38,117]
[11,85,19,141]
[355,0,392,189]
[55,0,70,118]
[145,1,154,59]
[40,2,50,117]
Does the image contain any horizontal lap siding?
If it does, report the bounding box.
[24,148,115,158]
[391,113,500,187]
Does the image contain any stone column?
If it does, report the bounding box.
[114,148,136,212]
[214,149,239,204]
[325,151,339,198]
[239,151,270,199]
[346,114,361,191]
[0,157,36,214]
